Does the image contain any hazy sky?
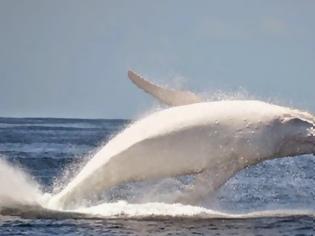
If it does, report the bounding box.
[0,1,314,119]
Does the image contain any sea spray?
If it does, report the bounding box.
[49,118,131,199]
[202,88,252,102]
[0,157,43,209]
[101,177,192,204]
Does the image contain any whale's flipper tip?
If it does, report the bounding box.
[128,70,150,90]
[127,70,202,106]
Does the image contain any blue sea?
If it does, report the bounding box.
[0,117,314,235]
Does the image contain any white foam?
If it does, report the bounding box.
[73,201,228,218]
[0,158,43,208]
[70,201,315,219]
[0,157,313,220]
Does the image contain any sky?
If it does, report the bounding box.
[0,0,314,119]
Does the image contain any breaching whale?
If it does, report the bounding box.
[48,71,315,209]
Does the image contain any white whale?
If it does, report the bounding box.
[48,72,315,209]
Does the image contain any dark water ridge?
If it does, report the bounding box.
[0,213,314,236]
[0,117,129,124]
[0,117,314,235]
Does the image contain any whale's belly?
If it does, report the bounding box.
[106,126,221,181]
[51,123,235,208]
[50,101,284,208]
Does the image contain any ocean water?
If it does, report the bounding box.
[0,117,314,235]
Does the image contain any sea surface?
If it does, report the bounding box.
[0,117,314,235]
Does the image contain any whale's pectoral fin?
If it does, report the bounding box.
[128,70,202,106]
[173,168,230,205]
[173,164,240,205]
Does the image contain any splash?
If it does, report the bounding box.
[73,201,315,219]
[0,144,314,220]
[0,158,43,210]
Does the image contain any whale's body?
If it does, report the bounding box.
[49,99,315,209]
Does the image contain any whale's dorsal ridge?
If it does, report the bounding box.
[128,70,202,106]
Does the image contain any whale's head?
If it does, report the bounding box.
[274,112,315,158]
